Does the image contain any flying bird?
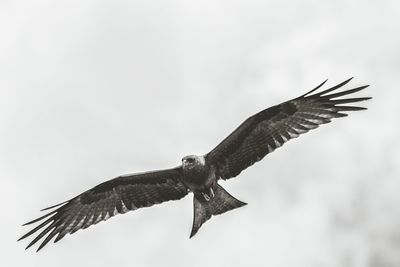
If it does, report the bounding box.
[19,78,371,251]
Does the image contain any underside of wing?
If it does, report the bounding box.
[206,78,371,180]
[19,167,188,251]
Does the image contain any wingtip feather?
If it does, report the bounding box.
[317,77,355,96]
[22,210,56,226]
[25,241,35,250]
[300,78,329,97]
[40,201,68,211]
[319,78,329,87]
[36,242,47,252]
[336,106,368,111]
[344,77,354,84]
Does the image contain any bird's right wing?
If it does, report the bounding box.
[19,167,188,251]
[206,78,370,180]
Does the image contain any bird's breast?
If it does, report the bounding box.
[182,165,215,193]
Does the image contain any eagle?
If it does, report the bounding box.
[19,78,370,251]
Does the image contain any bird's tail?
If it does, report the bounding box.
[190,184,246,237]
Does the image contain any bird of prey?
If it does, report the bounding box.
[19,78,370,251]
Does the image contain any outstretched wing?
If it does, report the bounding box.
[19,167,188,251]
[206,78,371,180]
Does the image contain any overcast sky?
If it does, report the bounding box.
[1,0,400,266]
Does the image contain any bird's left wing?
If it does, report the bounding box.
[206,78,370,180]
[19,167,188,251]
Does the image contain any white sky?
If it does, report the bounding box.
[1,0,400,266]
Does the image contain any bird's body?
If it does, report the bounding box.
[181,155,216,199]
[182,155,211,192]
[19,78,371,251]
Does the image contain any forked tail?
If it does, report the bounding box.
[190,184,246,237]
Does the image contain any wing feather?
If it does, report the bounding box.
[206,79,371,180]
[19,167,188,251]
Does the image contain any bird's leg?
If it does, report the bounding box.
[202,187,215,201]
[209,187,215,198]
[203,193,210,201]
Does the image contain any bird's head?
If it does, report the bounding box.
[182,155,205,169]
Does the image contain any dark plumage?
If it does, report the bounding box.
[19,168,188,251]
[206,78,370,179]
[19,78,370,251]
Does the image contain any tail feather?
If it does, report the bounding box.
[190,184,246,238]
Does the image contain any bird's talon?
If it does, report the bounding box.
[203,193,210,201]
